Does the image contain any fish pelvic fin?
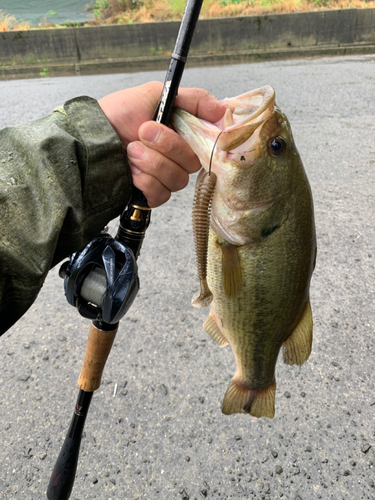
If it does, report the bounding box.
[203,311,229,347]
[218,241,242,300]
[221,377,276,418]
[283,298,313,366]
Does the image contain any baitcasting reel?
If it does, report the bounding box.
[60,232,139,324]
[59,192,151,324]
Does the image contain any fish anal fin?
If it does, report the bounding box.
[283,298,313,366]
[221,377,276,418]
[203,311,229,347]
[218,242,242,300]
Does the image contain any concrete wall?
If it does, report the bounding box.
[191,8,375,53]
[1,8,374,77]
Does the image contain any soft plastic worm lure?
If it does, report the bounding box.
[191,168,217,308]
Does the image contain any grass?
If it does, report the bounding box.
[1,0,375,31]
[85,0,375,25]
[0,10,30,31]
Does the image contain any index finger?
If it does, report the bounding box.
[174,87,228,123]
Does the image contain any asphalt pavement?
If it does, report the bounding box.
[0,55,374,500]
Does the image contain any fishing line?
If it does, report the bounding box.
[209,130,223,176]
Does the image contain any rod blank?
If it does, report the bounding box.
[46,1,204,498]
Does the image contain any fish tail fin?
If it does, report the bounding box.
[221,377,276,418]
[283,298,313,366]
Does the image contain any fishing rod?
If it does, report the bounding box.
[46,1,203,498]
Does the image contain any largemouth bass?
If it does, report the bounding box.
[171,86,316,418]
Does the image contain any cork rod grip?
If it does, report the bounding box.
[77,323,118,392]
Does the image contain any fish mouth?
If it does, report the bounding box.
[171,85,276,172]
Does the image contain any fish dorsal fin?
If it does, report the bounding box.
[203,311,229,347]
[282,299,313,366]
[218,241,242,300]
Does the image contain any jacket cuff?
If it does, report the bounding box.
[52,96,133,263]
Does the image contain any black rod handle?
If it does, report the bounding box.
[46,390,93,500]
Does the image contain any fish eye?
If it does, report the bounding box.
[268,136,287,157]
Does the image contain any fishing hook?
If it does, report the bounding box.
[209,130,223,176]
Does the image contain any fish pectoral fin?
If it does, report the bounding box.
[222,377,276,418]
[282,298,313,366]
[203,311,229,347]
[219,242,242,300]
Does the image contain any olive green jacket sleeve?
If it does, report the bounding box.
[0,96,133,335]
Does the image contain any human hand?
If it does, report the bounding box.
[98,82,228,207]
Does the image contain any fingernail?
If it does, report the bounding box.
[141,122,160,143]
[127,142,146,160]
